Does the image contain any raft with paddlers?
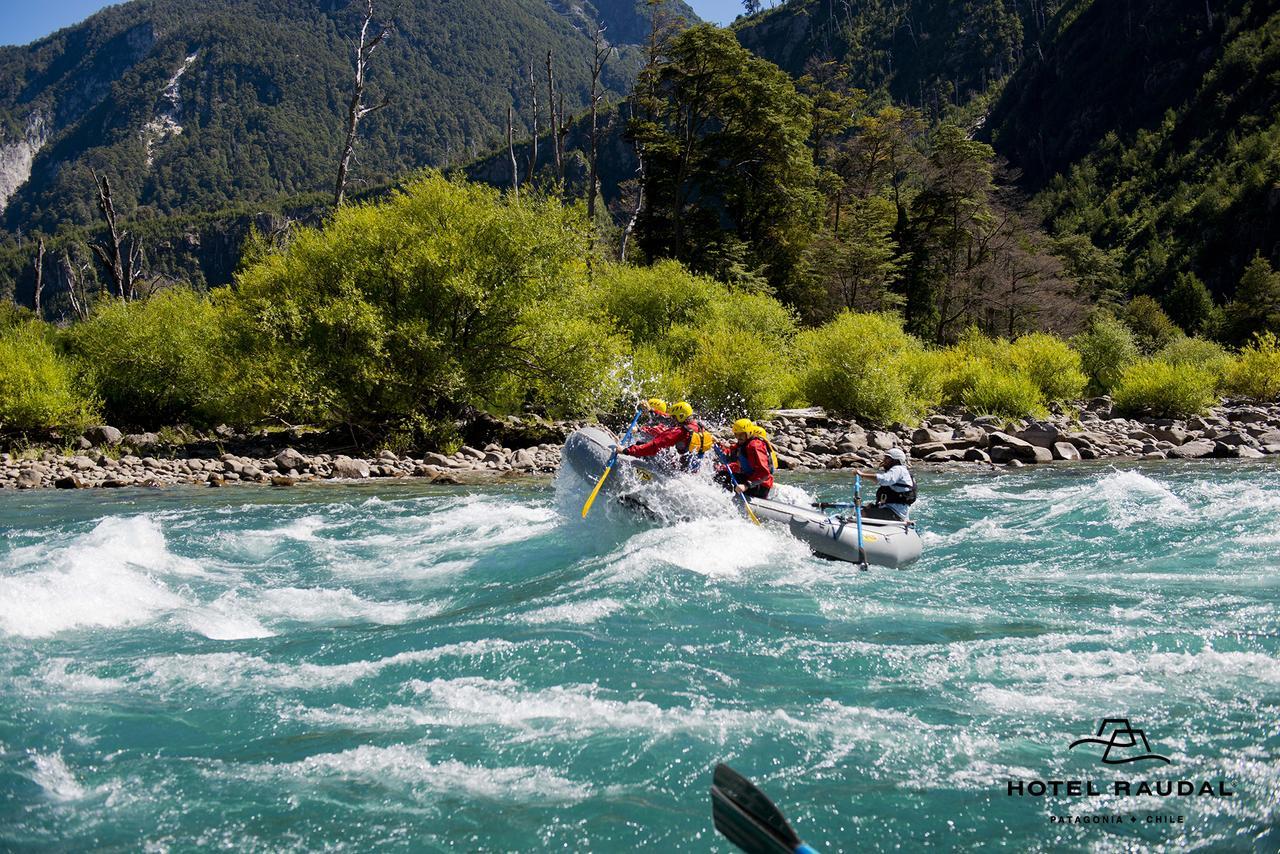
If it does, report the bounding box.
[562,421,922,569]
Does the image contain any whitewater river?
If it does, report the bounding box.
[1,462,1277,851]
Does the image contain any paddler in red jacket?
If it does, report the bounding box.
[715,418,774,499]
[637,398,671,438]
[619,401,701,458]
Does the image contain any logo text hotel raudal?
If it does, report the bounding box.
[1004,719,1234,817]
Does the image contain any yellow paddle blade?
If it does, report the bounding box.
[581,463,613,518]
[742,497,761,526]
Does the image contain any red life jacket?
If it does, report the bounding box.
[734,436,774,489]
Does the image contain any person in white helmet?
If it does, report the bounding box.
[855,447,916,521]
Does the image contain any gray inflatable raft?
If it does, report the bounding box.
[561,426,922,568]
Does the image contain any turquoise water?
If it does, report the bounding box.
[1,462,1277,852]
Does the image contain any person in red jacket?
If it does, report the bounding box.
[619,401,700,458]
[637,398,671,438]
[715,418,774,499]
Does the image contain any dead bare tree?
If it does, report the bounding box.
[62,249,90,321]
[32,237,45,316]
[89,169,143,300]
[546,50,562,182]
[525,62,539,186]
[334,0,392,207]
[507,105,519,200]
[587,22,613,223]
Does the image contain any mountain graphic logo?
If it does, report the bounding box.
[1068,718,1171,765]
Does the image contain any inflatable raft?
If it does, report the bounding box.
[561,426,922,568]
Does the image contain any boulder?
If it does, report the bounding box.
[274,448,308,471]
[512,448,537,468]
[912,427,951,445]
[207,473,226,487]
[1236,446,1265,458]
[868,431,898,450]
[70,455,97,471]
[1215,431,1254,447]
[331,456,371,479]
[124,432,161,449]
[987,433,1052,464]
[422,452,454,467]
[84,425,123,446]
[1015,424,1060,448]
[1149,425,1189,445]
[924,449,968,463]
[963,448,991,463]
[54,475,87,489]
[16,466,45,489]
[1052,442,1081,461]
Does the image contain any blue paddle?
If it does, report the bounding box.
[853,474,868,571]
[581,406,643,518]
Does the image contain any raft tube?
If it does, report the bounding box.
[561,426,922,568]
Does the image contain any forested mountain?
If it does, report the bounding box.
[733,0,1067,114]
[0,0,697,235]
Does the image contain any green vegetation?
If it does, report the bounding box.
[1112,359,1219,418]
[1073,313,1140,394]
[1226,333,1280,401]
[0,322,98,432]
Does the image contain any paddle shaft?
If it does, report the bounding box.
[715,447,761,525]
[853,474,868,570]
[581,407,643,518]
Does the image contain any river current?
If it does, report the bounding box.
[1,461,1277,851]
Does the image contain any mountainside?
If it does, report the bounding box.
[0,0,696,235]
[992,0,1279,300]
[733,0,1067,113]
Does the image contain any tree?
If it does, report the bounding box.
[334,0,392,207]
[1122,295,1181,353]
[629,24,821,294]
[587,22,614,222]
[1164,271,1214,334]
[799,197,901,322]
[88,170,144,300]
[1222,253,1280,344]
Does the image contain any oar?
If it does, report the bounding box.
[710,763,818,854]
[853,474,868,571]
[715,447,761,526]
[581,406,643,518]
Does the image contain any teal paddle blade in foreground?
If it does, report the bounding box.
[711,763,817,854]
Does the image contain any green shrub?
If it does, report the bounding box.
[1007,332,1087,402]
[1112,359,1217,417]
[665,291,796,418]
[232,172,615,422]
[1157,336,1233,390]
[793,311,930,424]
[1226,332,1280,401]
[0,322,99,432]
[595,260,719,344]
[1073,313,1139,394]
[70,288,233,425]
[1123,295,1182,353]
[961,368,1047,419]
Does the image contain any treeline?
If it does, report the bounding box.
[3,173,1279,449]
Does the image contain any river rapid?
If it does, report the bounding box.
[1,461,1277,852]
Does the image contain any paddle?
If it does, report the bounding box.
[714,447,761,526]
[853,473,869,571]
[581,406,643,519]
[710,763,818,854]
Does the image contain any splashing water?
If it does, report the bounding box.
[1,462,1277,851]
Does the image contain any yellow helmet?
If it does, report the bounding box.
[671,401,694,422]
[646,397,668,415]
[731,417,754,435]
[748,423,769,440]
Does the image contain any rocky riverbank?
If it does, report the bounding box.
[2,398,1278,490]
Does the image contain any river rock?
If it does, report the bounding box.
[331,456,371,479]
[1052,442,1081,461]
[422,452,454,467]
[963,448,991,463]
[924,449,968,463]
[274,448,308,471]
[868,431,898,450]
[1236,446,1265,458]
[1149,425,1189,445]
[16,466,46,489]
[988,433,1052,464]
[124,432,161,449]
[85,425,123,446]
[912,427,951,445]
[271,475,298,487]
[55,475,87,489]
[69,455,97,471]
[1015,424,1060,448]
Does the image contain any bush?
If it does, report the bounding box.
[665,291,796,418]
[961,369,1047,420]
[1226,332,1280,401]
[70,288,234,425]
[1112,359,1217,417]
[1123,295,1182,353]
[595,260,719,344]
[1157,336,1233,390]
[1007,332,1087,402]
[0,322,99,432]
[1073,313,1139,394]
[232,172,619,422]
[793,312,931,424]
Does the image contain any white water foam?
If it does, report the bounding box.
[26,751,107,801]
[226,743,592,803]
[0,517,197,638]
[517,597,624,625]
